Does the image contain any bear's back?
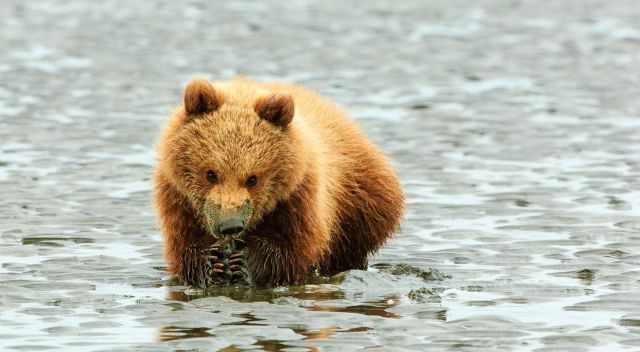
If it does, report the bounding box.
[215,79,397,232]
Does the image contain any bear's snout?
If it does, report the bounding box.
[203,200,253,237]
[217,215,245,235]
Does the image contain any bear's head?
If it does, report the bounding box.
[163,79,301,238]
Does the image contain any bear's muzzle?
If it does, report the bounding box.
[217,215,245,235]
[203,200,253,237]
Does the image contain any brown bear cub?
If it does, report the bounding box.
[154,78,404,287]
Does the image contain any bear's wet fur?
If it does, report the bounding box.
[154,78,404,286]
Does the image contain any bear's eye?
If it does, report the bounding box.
[245,175,258,188]
[206,170,218,184]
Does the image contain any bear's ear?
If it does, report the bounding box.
[254,93,294,128]
[184,79,222,116]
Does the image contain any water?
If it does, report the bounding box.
[1,1,640,351]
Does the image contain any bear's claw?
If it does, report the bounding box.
[226,247,250,285]
[201,244,228,285]
[183,242,249,287]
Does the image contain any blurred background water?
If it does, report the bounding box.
[1,1,640,351]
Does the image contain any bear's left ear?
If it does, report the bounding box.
[254,93,294,128]
[184,79,222,116]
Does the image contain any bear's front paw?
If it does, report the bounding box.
[183,243,251,287]
[182,244,226,288]
[227,247,250,285]
[201,244,231,286]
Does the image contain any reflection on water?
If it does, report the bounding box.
[159,326,214,342]
[21,236,95,246]
[159,311,374,351]
[221,340,319,352]
[221,313,268,327]
[155,274,432,348]
[307,297,401,318]
[159,325,335,351]
[167,283,347,303]
[619,319,640,327]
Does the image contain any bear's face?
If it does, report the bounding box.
[164,80,296,238]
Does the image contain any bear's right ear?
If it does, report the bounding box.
[184,79,222,116]
[254,93,294,128]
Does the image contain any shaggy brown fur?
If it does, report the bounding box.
[154,78,404,286]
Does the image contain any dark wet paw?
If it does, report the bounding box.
[183,243,250,287]
[227,247,250,285]
[182,244,224,288]
[202,244,229,286]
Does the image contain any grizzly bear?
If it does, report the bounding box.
[154,78,404,287]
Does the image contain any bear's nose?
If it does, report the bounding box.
[218,217,245,235]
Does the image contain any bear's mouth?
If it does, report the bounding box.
[202,201,253,239]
